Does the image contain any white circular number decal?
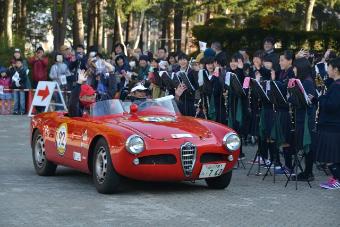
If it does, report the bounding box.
[56,123,68,156]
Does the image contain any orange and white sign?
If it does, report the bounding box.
[28,81,67,117]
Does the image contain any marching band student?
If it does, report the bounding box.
[251,55,276,167]
[213,57,227,124]
[226,53,247,160]
[274,50,295,175]
[198,57,226,123]
[263,37,280,72]
[316,57,340,189]
[248,51,271,164]
[290,57,317,181]
[174,53,199,117]
[167,52,179,74]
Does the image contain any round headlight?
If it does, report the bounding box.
[125,135,145,154]
[223,132,241,151]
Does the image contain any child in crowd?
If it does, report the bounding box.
[0,67,12,114]
[11,59,27,115]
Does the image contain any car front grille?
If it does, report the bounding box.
[139,154,177,165]
[200,153,228,163]
[180,142,197,177]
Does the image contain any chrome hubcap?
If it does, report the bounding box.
[95,147,107,184]
[35,135,46,168]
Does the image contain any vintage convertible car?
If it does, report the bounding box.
[31,96,240,194]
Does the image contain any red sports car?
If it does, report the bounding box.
[31,96,240,194]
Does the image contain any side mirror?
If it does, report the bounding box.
[130,104,138,114]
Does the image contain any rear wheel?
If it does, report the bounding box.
[93,138,120,194]
[205,171,232,189]
[32,131,57,176]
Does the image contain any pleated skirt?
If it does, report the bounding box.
[315,130,340,163]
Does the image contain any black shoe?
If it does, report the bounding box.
[13,112,19,115]
[238,153,245,161]
[291,172,314,182]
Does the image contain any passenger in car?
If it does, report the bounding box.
[126,83,148,105]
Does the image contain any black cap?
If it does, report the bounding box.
[36,46,44,52]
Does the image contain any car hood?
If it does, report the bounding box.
[114,115,213,140]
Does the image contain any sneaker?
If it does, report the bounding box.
[261,160,274,168]
[274,166,295,175]
[13,112,19,115]
[320,178,340,189]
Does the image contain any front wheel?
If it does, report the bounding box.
[93,138,120,194]
[32,131,57,176]
[205,171,232,189]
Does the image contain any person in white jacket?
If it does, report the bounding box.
[49,54,71,110]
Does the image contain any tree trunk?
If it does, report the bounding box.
[160,2,169,48]
[184,9,190,54]
[167,8,174,52]
[305,0,316,31]
[138,17,145,50]
[14,0,21,33]
[205,6,211,25]
[125,13,132,45]
[133,10,145,49]
[87,0,96,48]
[5,0,14,47]
[73,0,84,46]
[58,0,69,46]
[52,0,59,52]
[19,0,27,39]
[174,4,183,52]
[0,0,5,37]
[97,0,104,52]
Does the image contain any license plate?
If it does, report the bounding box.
[199,163,226,178]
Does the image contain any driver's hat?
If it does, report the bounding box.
[131,84,148,93]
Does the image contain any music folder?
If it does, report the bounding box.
[230,73,246,97]
[269,80,288,108]
[250,78,270,103]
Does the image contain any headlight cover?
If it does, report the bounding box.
[223,132,241,151]
[125,135,145,154]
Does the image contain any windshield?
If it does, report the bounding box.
[136,96,180,115]
[90,99,125,116]
[90,96,180,117]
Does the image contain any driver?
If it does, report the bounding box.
[68,70,96,117]
[127,83,148,105]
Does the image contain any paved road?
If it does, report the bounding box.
[0,115,339,227]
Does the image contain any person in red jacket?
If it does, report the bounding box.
[28,47,49,88]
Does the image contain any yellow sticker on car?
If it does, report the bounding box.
[56,123,67,156]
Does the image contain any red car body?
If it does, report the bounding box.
[31,104,240,183]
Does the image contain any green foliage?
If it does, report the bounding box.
[0,36,26,67]
[192,25,340,53]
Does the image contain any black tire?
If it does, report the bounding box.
[32,130,57,176]
[205,171,232,189]
[92,138,120,194]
